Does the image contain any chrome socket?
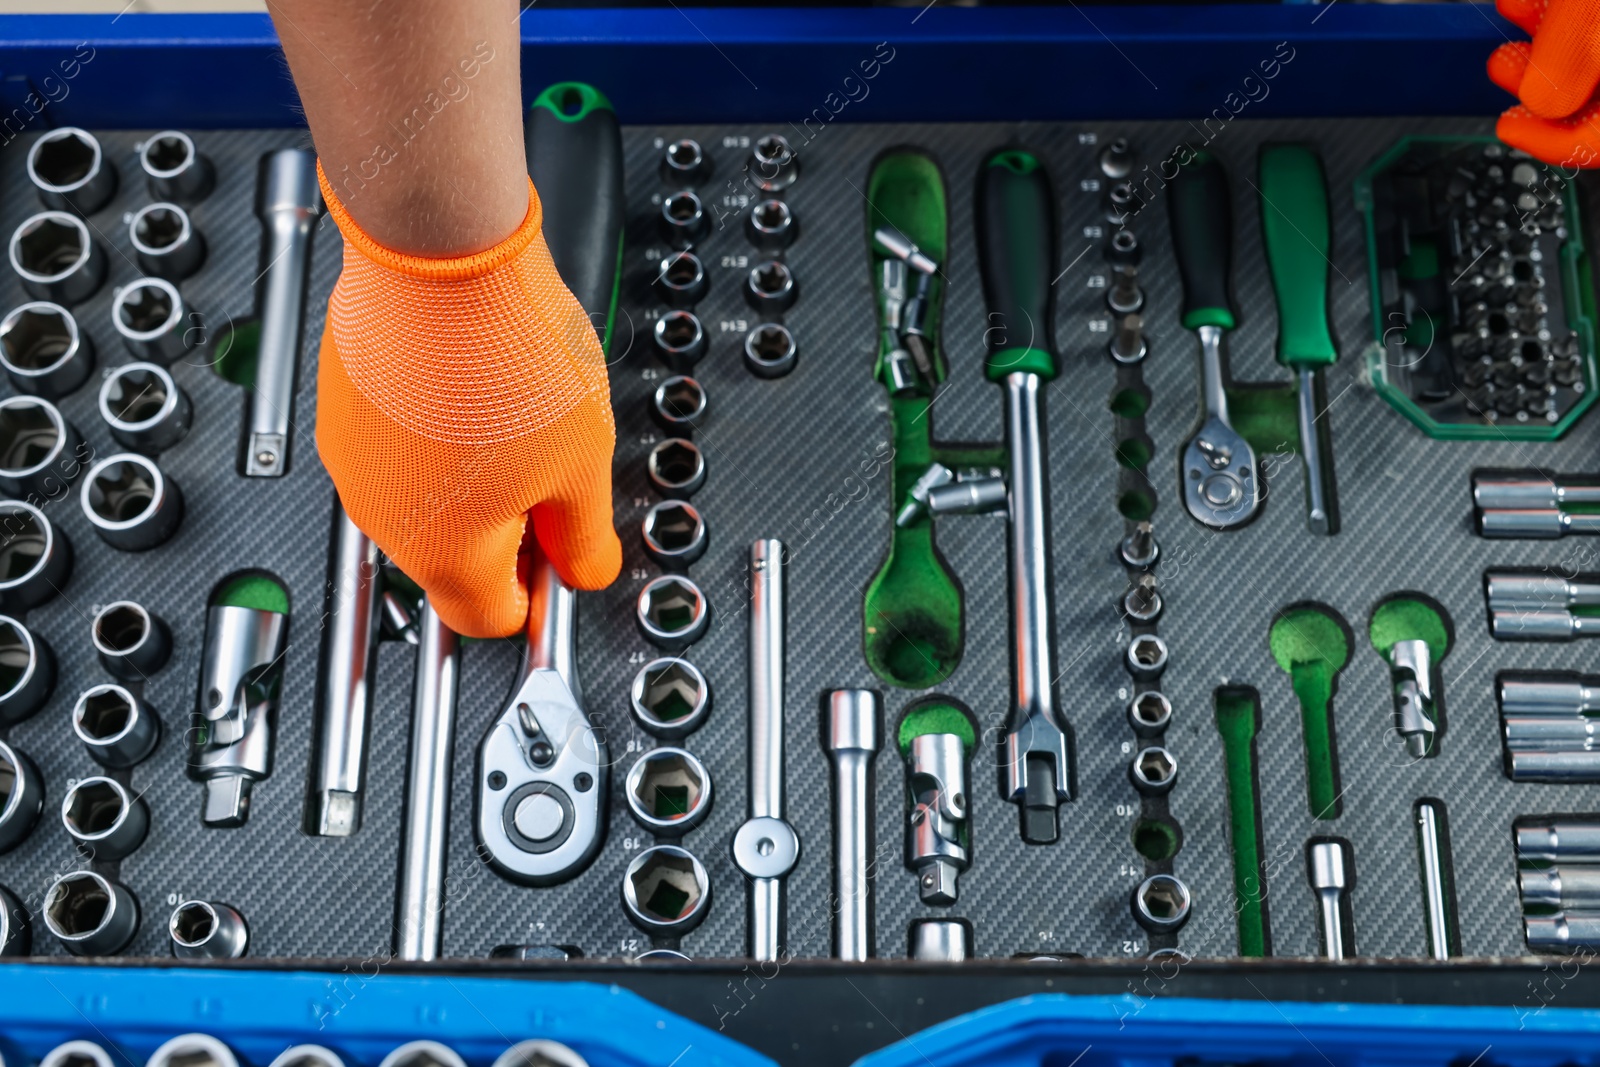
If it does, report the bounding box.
[9,211,105,305]
[0,301,94,398]
[636,574,710,651]
[1129,745,1177,796]
[745,260,798,315]
[1526,913,1600,953]
[490,1042,588,1067]
[81,452,184,551]
[629,656,712,739]
[622,843,712,935]
[43,870,139,956]
[746,198,797,251]
[27,128,117,215]
[43,1042,113,1067]
[73,683,161,768]
[659,190,708,247]
[743,322,797,379]
[908,917,973,962]
[93,599,173,679]
[0,615,53,726]
[378,1043,463,1067]
[652,250,709,308]
[112,277,196,363]
[62,775,149,860]
[130,202,206,281]
[661,138,710,186]
[625,746,713,834]
[269,1047,348,1067]
[748,134,799,191]
[646,438,705,499]
[1516,816,1600,862]
[169,899,249,959]
[148,1035,239,1067]
[650,375,707,436]
[641,499,707,566]
[0,500,71,611]
[140,131,215,204]
[1126,690,1172,737]
[1,887,30,954]
[0,396,81,498]
[1126,633,1169,681]
[99,362,193,453]
[1132,873,1191,934]
[0,740,44,852]
[651,310,707,371]
[1106,227,1141,266]
[926,477,1008,517]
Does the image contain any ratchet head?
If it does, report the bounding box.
[1182,413,1261,529]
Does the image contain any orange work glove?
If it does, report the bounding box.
[1489,0,1600,167]
[315,167,621,639]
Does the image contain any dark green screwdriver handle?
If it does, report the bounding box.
[525,82,625,350]
[1167,151,1237,332]
[1259,144,1337,369]
[976,148,1058,382]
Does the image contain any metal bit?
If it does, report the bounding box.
[1415,799,1456,959]
[824,689,881,961]
[895,462,955,527]
[881,258,908,331]
[1308,837,1353,960]
[189,601,289,827]
[1123,573,1162,623]
[1106,265,1143,314]
[925,477,1007,517]
[873,226,939,276]
[1119,521,1159,568]
[906,732,970,906]
[901,271,937,380]
[1386,639,1437,758]
[1295,365,1333,535]
[1108,313,1146,364]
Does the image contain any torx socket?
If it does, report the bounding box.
[169,900,249,959]
[1109,312,1147,364]
[1477,508,1600,538]
[1107,265,1144,314]
[1123,573,1163,622]
[130,203,206,281]
[908,917,973,962]
[1517,817,1600,863]
[1119,521,1159,568]
[625,746,713,834]
[140,131,216,204]
[1131,873,1191,934]
[652,310,707,371]
[1129,745,1177,795]
[0,740,43,852]
[62,775,149,860]
[659,191,709,247]
[0,887,28,956]
[630,657,712,740]
[743,323,798,379]
[647,438,705,499]
[112,277,196,364]
[749,134,799,191]
[81,453,183,551]
[622,844,712,936]
[0,616,52,726]
[651,375,707,436]
[1099,137,1134,179]
[746,198,797,251]
[1506,749,1600,781]
[1126,633,1168,681]
[1497,672,1600,715]
[1485,570,1600,609]
[660,138,710,186]
[1127,690,1172,736]
[0,500,71,612]
[1473,469,1600,511]
[926,477,1007,517]
[1520,865,1600,910]
[99,362,192,453]
[0,396,80,498]
[636,574,709,651]
[825,688,881,961]
[9,211,105,305]
[42,871,138,956]
[1525,913,1600,953]
[92,600,173,679]
[641,499,708,566]
[1308,837,1354,960]
[27,128,117,215]
[73,683,161,769]
[745,260,798,316]
[1503,714,1600,749]
[0,301,93,398]
[652,251,709,308]
[1491,609,1597,640]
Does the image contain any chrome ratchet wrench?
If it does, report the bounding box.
[395,599,459,960]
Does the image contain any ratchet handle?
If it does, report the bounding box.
[525,81,625,351]
[1259,144,1337,368]
[976,148,1058,382]
[1168,151,1237,332]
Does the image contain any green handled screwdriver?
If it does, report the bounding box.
[1259,144,1339,535]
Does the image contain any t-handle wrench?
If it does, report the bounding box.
[976,148,1075,843]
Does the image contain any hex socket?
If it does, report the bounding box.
[140,131,215,204]
[625,746,713,834]
[490,1042,588,1067]
[1125,633,1169,681]
[647,438,706,499]
[28,128,117,215]
[0,396,81,498]
[1126,690,1172,737]
[636,574,710,651]
[99,362,193,453]
[43,870,139,955]
[130,202,207,281]
[660,138,710,186]
[659,191,708,247]
[74,683,161,768]
[9,211,105,305]
[112,277,196,363]
[652,310,707,372]
[0,500,71,611]
[62,775,149,860]
[1129,745,1177,795]
[0,884,28,956]
[269,1047,347,1067]
[641,499,708,566]
[42,1042,113,1067]
[744,260,798,315]
[169,899,249,959]
[0,740,44,853]
[93,600,173,679]
[748,134,799,191]
[743,323,797,379]
[0,615,53,726]
[651,375,707,436]
[1131,873,1191,933]
[629,656,713,739]
[746,198,797,251]
[652,251,709,308]
[81,453,184,551]
[148,1036,239,1067]
[0,301,94,398]
[622,843,711,935]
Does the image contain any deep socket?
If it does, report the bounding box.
[1503,714,1600,749]
[1520,865,1600,911]
[1516,816,1600,862]
[824,688,881,961]
[0,740,43,852]
[140,131,216,204]
[92,599,173,679]
[1497,672,1600,715]
[43,872,138,955]
[0,501,71,612]
[81,452,184,551]
[0,301,93,398]
[62,775,149,859]
[1485,570,1600,609]
[1525,913,1600,952]
[0,615,53,726]
[659,191,709,247]
[641,499,708,566]
[1477,509,1600,538]
[1131,873,1191,933]
[1129,745,1177,795]
[625,746,713,834]
[27,128,117,215]
[746,198,797,251]
[0,396,80,498]
[1127,690,1172,736]
[652,310,707,371]
[1491,609,1598,640]
[1109,312,1147,364]
[112,277,196,363]
[1126,633,1168,681]
[636,574,709,651]
[130,202,206,281]
[73,683,161,768]
[1308,837,1354,960]
[622,844,712,935]
[743,323,797,379]
[660,138,710,186]
[651,375,707,435]
[749,134,799,191]
[9,211,105,305]
[1505,749,1600,782]
[646,438,705,499]
[629,656,712,739]
[652,251,709,308]
[1473,469,1600,511]
[99,362,193,453]
[745,260,798,315]
[169,900,249,959]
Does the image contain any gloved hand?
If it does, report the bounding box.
[1489,0,1600,167]
[315,167,622,639]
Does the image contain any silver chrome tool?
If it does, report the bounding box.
[1126,633,1169,682]
[478,552,607,886]
[1498,672,1600,715]
[749,134,799,191]
[906,731,970,906]
[377,1044,462,1067]
[1308,837,1353,960]
[1129,746,1177,796]
[629,657,712,739]
[62,775,149,860]
[926,477,1007,517]
[9,211,104,305]
[661,138,710,185]
[1,891,31,956]
[245,149,320,477]
[1520,866,1600,911]
[652,311,707,371]
[0,301,93,398]
[1415,798,1457,959]
[1486,570,1600,640]
[81,453,184,551]
[1119,521,1159,569]
[1099,137,1134,179]
[169,899,248,959]
[652,251,709,309]
[1525,913,1600,952]
[0,500,70,612]
[1473,469,1600,510]
[1517,816,1600,862]
[112,277,196,364]
[130,203,205,281]
[1386,639,1437,758]
[1492,610,1599,640]
[625,747,712,835]
[1505,750,1600,781]
[1131,873,1192,934]
[623,844,711,936]
[307,501,382,837]
[1109,313,1147,364]
[0,615,52,726]
[641,500,708,566]
[0,395,79,498]
[1127,691,1172,736]
[92,600,172,679]
[1477,509,1600,538]
[43,871,138,956]
[148,1035,239,1067]
[743,322,798,379]
[28,128,117,215]
[636,574,710,651]
[140,131,215,204]
[1123,574,1162,623]
[492,1042,589,1067]
[825,688,881,961]
[908,917,973,961]
[747,198,796,251]
[895,462,954,528]
[646,438,705,499]
[1181,322,1260,528]
[99,362,192,453]
[269,1046,347,1067]
[650,375,707,435]
[73,684,160,768]
[0,740,43,852]
[396,599,459,961]
[1107,265,1144,314]
[733,538,800,961]
[659,191,708,247]
[43,1042,114,1067]
[745,260,798,315]
[189,597,289,827]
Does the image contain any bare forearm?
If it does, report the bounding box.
[267,0,526,256]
